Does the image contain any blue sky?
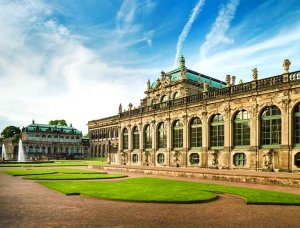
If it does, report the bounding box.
[0,0,300,133]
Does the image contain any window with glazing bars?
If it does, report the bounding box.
[133,127,139,149]
[190,117,202,148]
[173,120,183,148]
[122,128,128,150]
[210,114,224,147]
[157,122,167,148]
[233,110,250,146]
[260,106,281,146]
[144,125,152,149]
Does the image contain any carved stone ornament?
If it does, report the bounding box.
[252,68,258,80]
[281,98,290,112]
[282,59,291,73]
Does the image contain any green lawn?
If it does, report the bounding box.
[0,160,106,167]
[3,168,104,176]
[25,173,127,180]
[39,177,300,205]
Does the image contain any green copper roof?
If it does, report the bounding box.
[150,68,226,89]
[24,123,81,134]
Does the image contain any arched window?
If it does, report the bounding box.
[260,106,281,146]
[144,124,152,149]
[173,92,179,99]
[65,147,69,154]
[47,135,52,141]
[233,110,250,147]
[190,153,199,164]
[157,122,167,148]
[210,114,224,148]
[157,153,165,164]
[29,146,34,153]
[41,146,46,153]
[47,147,51,154]
[132,154,138,163]
[190,117,202,148]
[293,104,300,145]
[233,153,246,166]
[133,127,139,150]
[173,120,183,148]
[160,95,168,102]
[122,128,129,150]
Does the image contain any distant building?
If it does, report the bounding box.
[88,57,300,171]
[20,121,89,160]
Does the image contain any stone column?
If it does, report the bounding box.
[223,107,231,168]
[138,123,144,164]
[166,118,171,166]
[201,112,208,167]
[182,115,188,167]
[151,120,156,165]
[117,126,122,164]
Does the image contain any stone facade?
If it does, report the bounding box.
[88,57,300,172]
[20,121,89,160]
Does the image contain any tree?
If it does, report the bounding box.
[1,126,21,139]
[49,119,67,126]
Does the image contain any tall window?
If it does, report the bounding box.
[133,127,139,149]
[293,104,300,145]
[144,124,152,149]
[157,122,167,148]
[123,128,129,150]
[210,114,224,148]
[173,120,183,148]
[233,110,250,147]
[190,117,202,148]
[260,106,281,146]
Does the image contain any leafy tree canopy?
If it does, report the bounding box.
[1,126,21,139]
[49,119,67,126]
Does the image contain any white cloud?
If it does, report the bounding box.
[200,0,239,58]
[174,0,205,68]
[195,24,300,81]
[0,0,158,134]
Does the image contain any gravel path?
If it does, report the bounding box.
[0,170,299,228]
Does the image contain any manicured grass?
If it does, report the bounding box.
[0,160,106,167]
[3,168,103,176]
[84,157,107,162]
[39,177,300,205]
[25,173,127,180]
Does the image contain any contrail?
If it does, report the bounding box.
[200,0,240,58]
[173,0,205,68]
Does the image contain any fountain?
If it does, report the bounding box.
[1,143,8,160]
[17,139,25,162]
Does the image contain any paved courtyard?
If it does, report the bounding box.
[0,168,299,228]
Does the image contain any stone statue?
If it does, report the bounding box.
[282,59,291,73]
[147,79,150,90]
[225,75,231,87]
[161,71,166,80]
[252,68,258,80]
[179,55,185,68]
[203,81,208,92]
[231,76,236,86]
[118,103,122,113]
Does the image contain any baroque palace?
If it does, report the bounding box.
[18,121,89,160]
[88,56,300,172]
